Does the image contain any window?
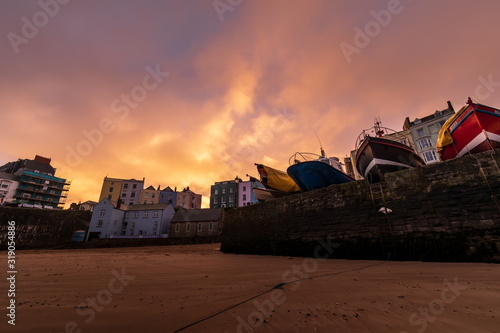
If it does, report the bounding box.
[186,223,190,232]
[418,138,432,150]
[113,220,117,226]
[153,221,158,232]
[131,192,136,198]
[132,184,137,189]
[229,196,233,203]
[153,211,159,218]
[123,183,129,189]
[183,195,186,200]
[143,212,149,218]
[109,187,113,192]
[145,193,149,198]
[108,195,112,200]
[111,182,114,186]
[221,197,226,203]
[97,220,103,227]
[161,194,165,199]
[423,151,438,163]
[99,209,105,217]
[152,193,155,199]
[125,212,129,218]
[175,223,180,232]
[242,194,247,201]
[182,203,185,208]
[122,193,126,198]
[209,222,213,231]
[214,189,218,195]
[191,204,195,208]
[417,128,425,138]
[230,188,233,193]
[243,186,246,191]
[134,212,139,219]
[198,223,202,232]
[222,189,226,194]
[214,197,218,204]
[192,197,195,202]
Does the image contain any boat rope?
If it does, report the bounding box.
[172,261,387,332]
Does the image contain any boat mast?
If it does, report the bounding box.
[374,117,385,137]
[314,131,326,157]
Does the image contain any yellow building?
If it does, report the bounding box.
[98,177,144,206]
[139,185,160,205]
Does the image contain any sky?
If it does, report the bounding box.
[1,0,500,208]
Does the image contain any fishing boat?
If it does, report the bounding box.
[252,164,301,201]
[287,148,354,191]
[436,97,500,161]
[355,118,425,183]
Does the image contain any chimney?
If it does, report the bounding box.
[157,185,160,191]
[447,101,454,112]
[174,186,177,192]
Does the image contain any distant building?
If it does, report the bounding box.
[238,180,259,206]
[170,208,222,238]
[210,177,242,208]
[176,186,202,209]
[139,185,160,205]
[0,155,70,208]
[79,200,97,212]
[0,172,20,205]
[98,177,144,207]
[87,198,174,240]
[403,101,455,164]
[159,186,177,206]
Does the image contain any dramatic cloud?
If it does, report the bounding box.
[1,0,499,207]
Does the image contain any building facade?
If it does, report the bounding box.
[0,155,70,208]
[98,177,145,207]
[176,187,202,209]
[170,208,222,238]
[0,172,19,205]
[87,198,175,240]
[210,177,242,208]
[139,185,160,205]
[159,186,177,206]
[238,180,259,206]
[403,101,455,164]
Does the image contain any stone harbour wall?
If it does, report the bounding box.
[221,149,500,262]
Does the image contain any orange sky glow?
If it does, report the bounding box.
[1,0,500,208]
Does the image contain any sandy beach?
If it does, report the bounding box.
[2,244,499,333]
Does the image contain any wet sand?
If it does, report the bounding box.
[2,244,499,332]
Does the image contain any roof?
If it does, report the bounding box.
[171,208,222,223]
[0,171,20,181]
[81,200,98,205]
[0,157,55,176]
[126,203,171,211]
[145,185,156,190]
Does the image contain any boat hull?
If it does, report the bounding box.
[440,102,500,161]
[356,136,425,183]
[287,161,354,191]
[251,187,287,202]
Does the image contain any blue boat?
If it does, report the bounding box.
[286,151,355,191]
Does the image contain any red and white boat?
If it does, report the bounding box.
[437,98,500,161]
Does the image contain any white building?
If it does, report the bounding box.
[403,101,455,164]
[0,172,20,205]
[87,198,175,240]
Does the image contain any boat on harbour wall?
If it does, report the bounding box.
[355,119,425,183]
[437,97,500,161]
[287,151,354,191]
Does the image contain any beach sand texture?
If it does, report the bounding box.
[2,244,499,333]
